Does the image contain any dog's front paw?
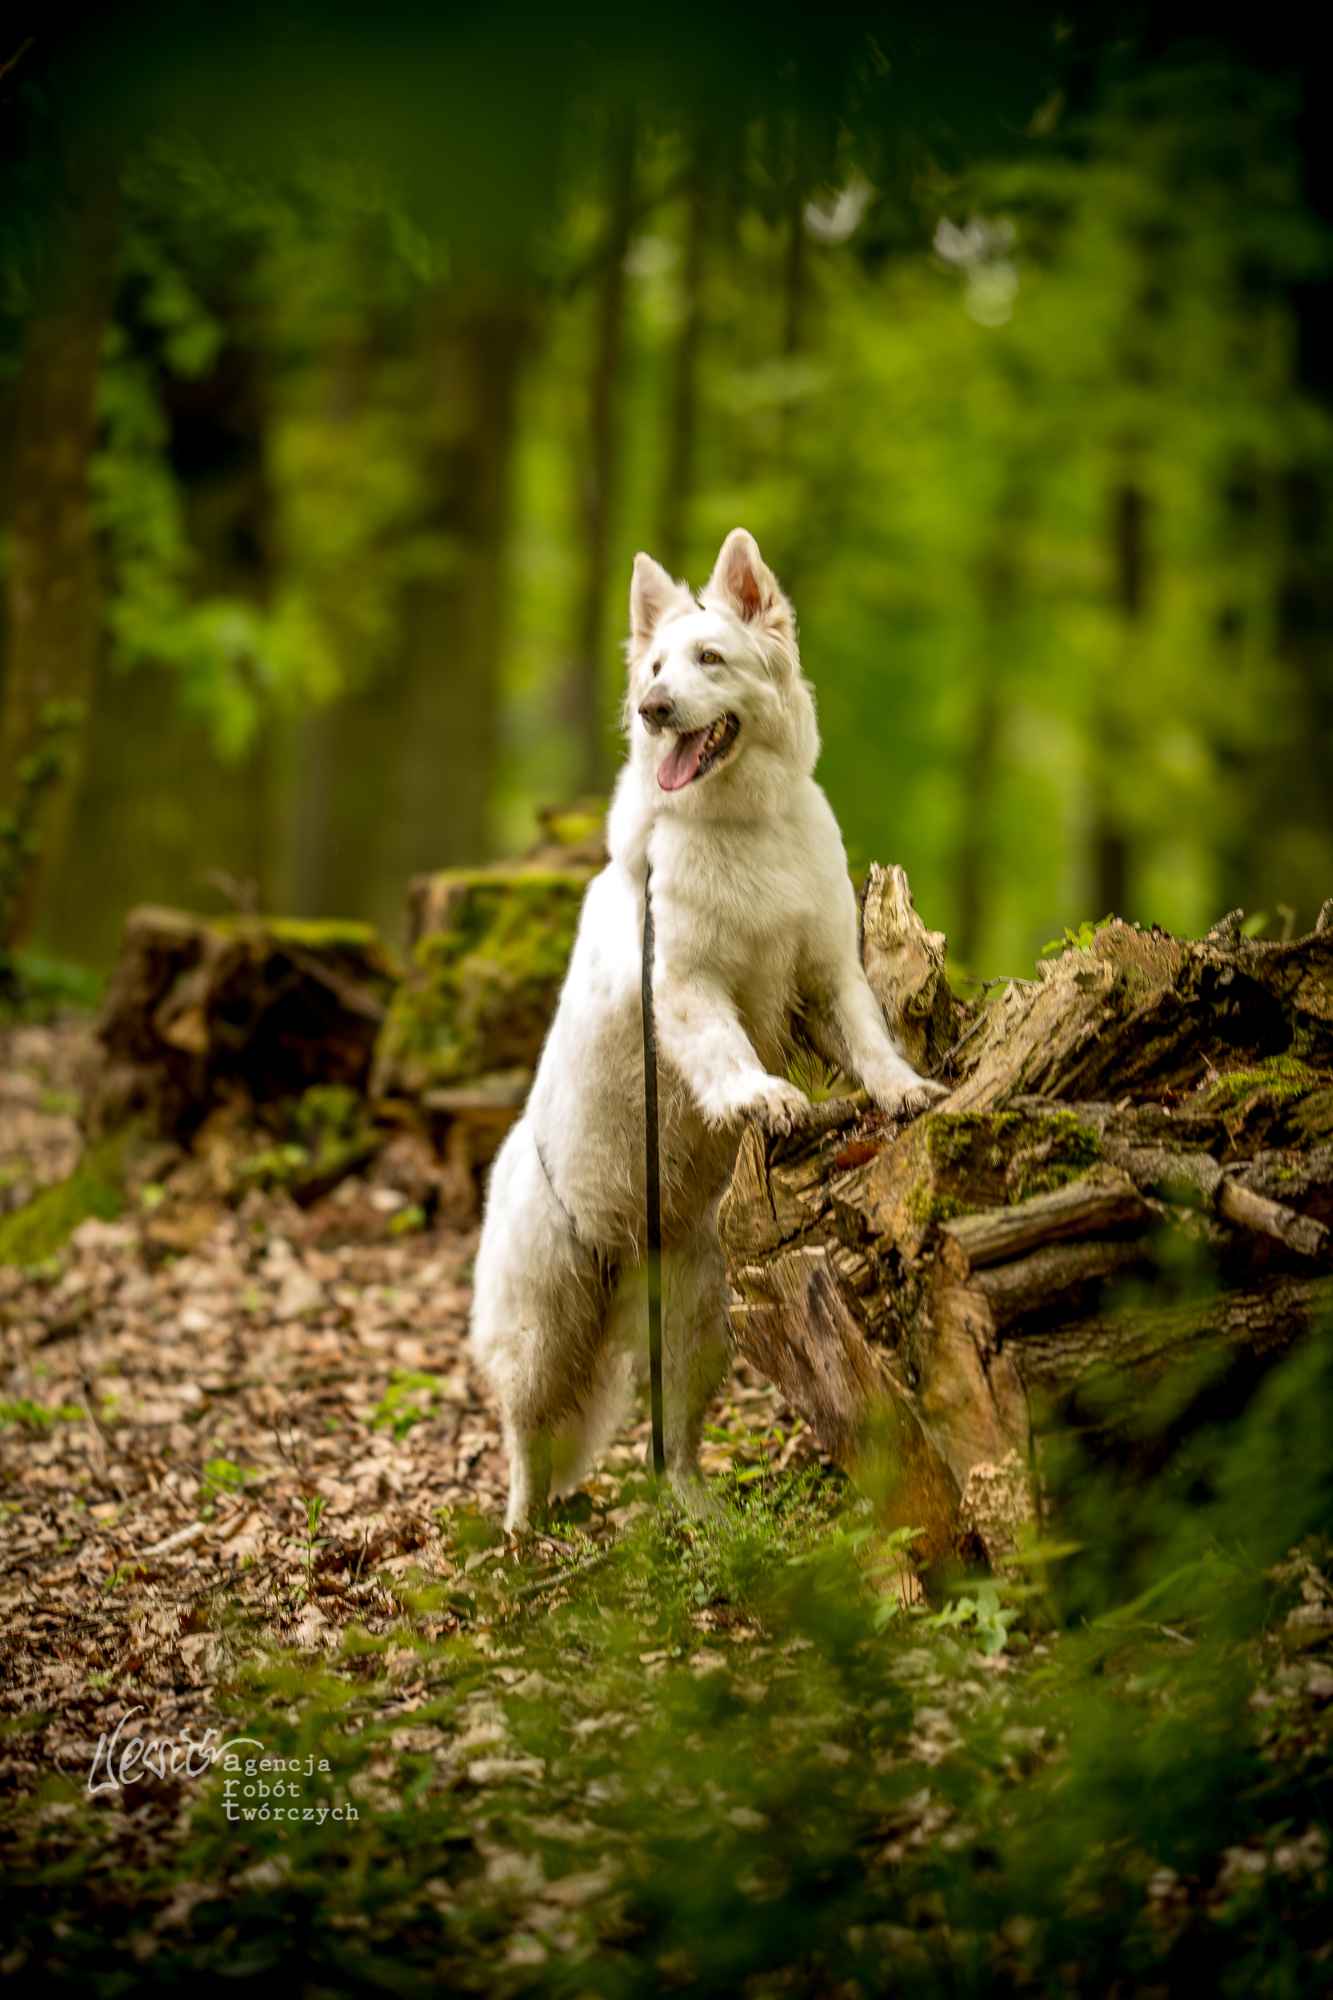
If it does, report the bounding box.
[876,1075,949,1120]
[740,1077,811,1136]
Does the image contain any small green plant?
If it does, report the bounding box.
[201,1456,262,1496]
[0,1397,85,1432]
[371,1369,444,1440]
[1039,912,1114,957]
[925,1579,1020,1655]
[293,1494,327,1600]
[388,1202,427,1236]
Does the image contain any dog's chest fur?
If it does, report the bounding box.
[652,813,806,1070]
[526,809,814,1251]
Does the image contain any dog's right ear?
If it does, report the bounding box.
[629,552,686,652]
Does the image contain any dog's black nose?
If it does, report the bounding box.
[638,692,674,732]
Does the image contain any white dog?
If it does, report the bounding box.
[471,529,944,1527]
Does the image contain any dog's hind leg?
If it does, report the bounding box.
[471,1123,616,1531]
[660,1218,733,1514]
[501,1413,554,1532]
[484,1272,615,1531]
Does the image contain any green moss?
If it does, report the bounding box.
[1010,1112,1103,1201]
[0,1131,131,1267]
[905,1107,1103,1232]
[1015,1163,1093,1199]
[906,1184,975,1227]
[375,869,588,1094]
[214,915,386,954]
[236,1085,378,1199]
[1293,1087,1333,1142]
[542,808,604,850]
[924,1112,1021,1170]
[292,1083,363,1142]
[1200,1055,1319,1110]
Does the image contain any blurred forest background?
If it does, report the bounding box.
[2,2,1330,987]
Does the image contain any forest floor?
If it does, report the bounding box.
[1,1017,1331,1997]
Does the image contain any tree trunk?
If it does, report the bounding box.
[720,871,1333,1570]
[388,291,525,878]
[0,178,120,946]
[657,158,708,577]
[283,286,528,939]
[1089,479,1148,921]
[567,114,636,795]
[42,274,275,965]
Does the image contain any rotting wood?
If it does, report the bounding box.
[938,1173,1149,1276]
[722,877,1333,1568]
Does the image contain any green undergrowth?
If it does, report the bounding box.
[3,1333,1331,1996]
[0,1129,132,1267]
[0,949,103,1021]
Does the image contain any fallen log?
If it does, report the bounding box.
[720,881,1333,1567]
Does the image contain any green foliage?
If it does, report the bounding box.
[9,41,1328,969]
[924,1579,1020,1655]
[0,951,102,1022]
[1040,913,1115,957]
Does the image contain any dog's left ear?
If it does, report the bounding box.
[705,529,794,647]
[630,552,689,652]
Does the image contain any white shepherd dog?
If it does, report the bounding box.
[471,528,945,1527]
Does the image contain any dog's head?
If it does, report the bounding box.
[622,529,819,814]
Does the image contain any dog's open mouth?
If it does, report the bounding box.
[657,713,740,793]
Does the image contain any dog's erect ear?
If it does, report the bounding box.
[630,552,687,651]
[705,528,793,644]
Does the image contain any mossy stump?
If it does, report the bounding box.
[372,863,594,1207]
[721,884,1333,1572]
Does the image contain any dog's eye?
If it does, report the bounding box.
[699,648,723,667]
[651,659,662,678]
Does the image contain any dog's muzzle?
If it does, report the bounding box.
[638,692,675,735]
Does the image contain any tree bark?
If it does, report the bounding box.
[282,284,528,938]
[567,114,636,794]
[720,871,1333,1568]
[1,176,120,946]
[657,156,708,577]
[1089,479,1148,921]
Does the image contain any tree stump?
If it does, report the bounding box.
[720,880,1333,1568]
[87,907,396,1142]
[372,860,596,1207]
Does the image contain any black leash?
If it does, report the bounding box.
[641,864,666,1480]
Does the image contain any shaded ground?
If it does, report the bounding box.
[0,1020,801,1785]
[1,1019,1331,1996]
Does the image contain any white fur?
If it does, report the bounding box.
[470,529,944,1528]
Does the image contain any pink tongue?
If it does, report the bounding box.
[658,728,709,792]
